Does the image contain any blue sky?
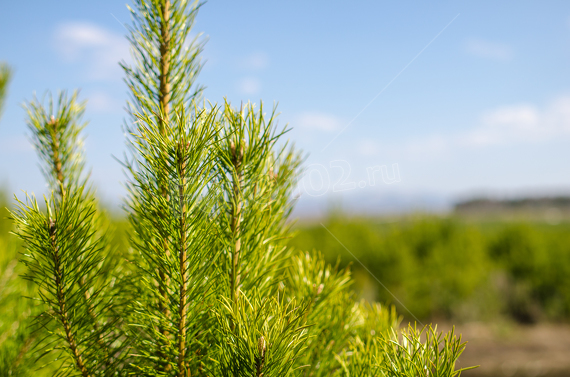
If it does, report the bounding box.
[2,1,570,212]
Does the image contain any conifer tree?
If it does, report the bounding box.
[8,1,477,377]
[120,0,216,374]
[12,92,126,376]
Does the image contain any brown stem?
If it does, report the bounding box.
[157,1,173,370]
[177,143,189,377]
[159,0,172,132]
[229,142,243,308]
[49,218,91,377]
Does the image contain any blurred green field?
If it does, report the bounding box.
[290,213,570,324]
[3,193,570,372]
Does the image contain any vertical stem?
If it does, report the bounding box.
[159,0,172,131]
[177,143,189,377]
[158,1,173,369]
[230,141,243,308]
[48,116,64,200]
[49,218,91,377]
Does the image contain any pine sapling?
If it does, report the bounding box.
[12,92,122,376]
[7,2,479,377]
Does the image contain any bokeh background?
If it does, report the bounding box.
[2,1,570,375]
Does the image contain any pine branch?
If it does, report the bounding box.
[122,2,206,368]
[11,190,104,377]
[286,251,357,377]
[23,91,87,194]
[24,92,107,347]
[47,214,91,377]
[213,292,310,377]
[125,106,221,376]
[216,101,303,303]
[122,0,204,119]
[377,325,479,377]
[15,92,123,376]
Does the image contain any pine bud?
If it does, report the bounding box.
[230,141,236,157]
[258,336,266,358]
[48,218,56,236]
[230,140,245,167]
[269,166,277,181]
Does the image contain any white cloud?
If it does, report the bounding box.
[54,22,129,80]
[240,52,269,70]
[465,38,513,61]
[297,112,342,132]
[482,105,539,128]
[237,77,261,95]
[463,98,570,146]
[358,95,570,158]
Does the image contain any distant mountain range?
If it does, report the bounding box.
[291,189,452,220]
[292,188,570,222]
[454,196,570,222]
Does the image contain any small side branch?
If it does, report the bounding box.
[48,115,107,359]
[49,217,91,377]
